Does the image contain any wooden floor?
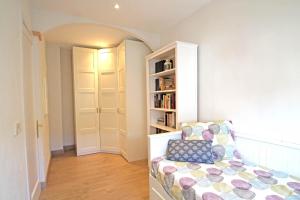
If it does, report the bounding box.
[40,151,149,200]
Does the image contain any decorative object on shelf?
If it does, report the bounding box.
[164,59,172,70]
[155,76,175,91]
[164,75,175,90]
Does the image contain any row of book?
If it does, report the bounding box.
[154,93,176,109]
[156,112,176,128]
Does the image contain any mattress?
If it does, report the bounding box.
[151,157,300,200]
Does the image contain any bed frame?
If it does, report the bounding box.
[148,131,182,200]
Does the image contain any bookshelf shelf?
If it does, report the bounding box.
[150,108,176,112]
[150,124,177,132]
[150,68,176,77]
[146,41,198,135]
[150,89,176,94]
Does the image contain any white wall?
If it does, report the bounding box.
[46,45,75,149]
[160,0,300,173]
[46,44,64,151]
[0,0,43,199]
[161,0,300,143]
[60,48,75,146]
[0,1,29,199]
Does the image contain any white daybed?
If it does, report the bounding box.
[148,131,300,200]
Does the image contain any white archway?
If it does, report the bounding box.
[31,9,160,50]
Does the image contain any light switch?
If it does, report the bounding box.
[14,122,21,136]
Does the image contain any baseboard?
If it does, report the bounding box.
[63,144,76,151]
[40,157,51,190]
[31,181,41,200]
[99,148,121,155]
[51,149,64,156]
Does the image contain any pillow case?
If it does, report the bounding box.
[181,120,241,161]
[166,139,214,164]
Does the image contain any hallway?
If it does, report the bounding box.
[40,152,149,200]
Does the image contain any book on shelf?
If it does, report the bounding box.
[155,60,165,73]
[155,79,160,91]
[164,112,176,128]
[155,112,176,129]
[154,93,176,109]
[156,128,167,134]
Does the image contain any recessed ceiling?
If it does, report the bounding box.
[44,23,136,48]
[31,0,211,33]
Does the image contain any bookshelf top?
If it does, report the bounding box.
[145,41,197,61]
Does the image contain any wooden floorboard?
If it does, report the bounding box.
[40,151,149,200]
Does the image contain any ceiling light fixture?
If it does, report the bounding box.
[114,3,120,10]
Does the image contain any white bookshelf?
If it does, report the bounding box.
[146,41,198,135]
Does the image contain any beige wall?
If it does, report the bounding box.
[46,44,64,151]
[60,48,75,146]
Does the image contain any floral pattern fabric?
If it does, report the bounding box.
[151,157,300,200]
[166,140,214,164]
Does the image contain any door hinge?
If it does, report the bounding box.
[36,120,39,138]
[36,120,43,138]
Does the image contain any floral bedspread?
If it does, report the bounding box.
[151,157,300,200]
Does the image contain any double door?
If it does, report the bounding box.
[73,47,119,156]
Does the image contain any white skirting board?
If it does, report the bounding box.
[236,135,300,177]
[31,181,41,200]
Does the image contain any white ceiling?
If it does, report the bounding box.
[31,0,211,33]
[44,23,136,48]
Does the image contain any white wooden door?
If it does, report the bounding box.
[22,26,40,199]
[73,47,100,156]
[98,48,119,153]
[32,37,51,184]
[117,43,127,158]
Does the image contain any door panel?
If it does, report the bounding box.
[99,48,119,152]
[32,37,51,184]
[23,28,39,198]
[73,47,100,156]
[117,43,127,158]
